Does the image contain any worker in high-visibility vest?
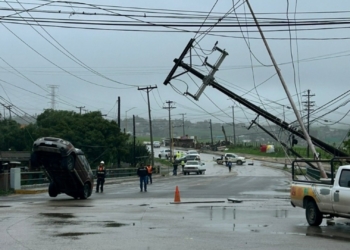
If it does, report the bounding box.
[146,164,153,184]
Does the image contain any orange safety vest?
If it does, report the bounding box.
[146,165,153,174]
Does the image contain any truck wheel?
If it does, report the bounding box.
[48,183,58,197]
[237,160,242,165]
[306,200,323,226]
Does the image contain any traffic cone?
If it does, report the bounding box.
[174,186,181,203]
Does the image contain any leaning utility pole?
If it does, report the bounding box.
[138,85,157,168]
[163,101,176,161]
[245,0,326,178]
[303,90,315,158]
[76,106,85,115]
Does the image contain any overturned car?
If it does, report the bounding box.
[31,137,94,199]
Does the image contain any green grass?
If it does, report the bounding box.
[0,189,14,196]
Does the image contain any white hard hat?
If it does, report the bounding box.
[100,161,104,164]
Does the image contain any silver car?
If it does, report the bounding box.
[183,160,206,175]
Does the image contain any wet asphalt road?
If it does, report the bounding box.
[1,148,350,249]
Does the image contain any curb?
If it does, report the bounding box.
[15,189,47,194]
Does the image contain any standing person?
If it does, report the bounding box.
[96,161,106,193]
[137,164,148,192]
[176,151,181,159]
[173,162,178,176]
[228,161,232,172]
[146,164,153,184]
[181,159,185,173]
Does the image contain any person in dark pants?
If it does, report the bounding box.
[228,161,232,172]
[137,164,148,192]
[173,162,178,176]
[146,164,153,184]
[96,161,106,193]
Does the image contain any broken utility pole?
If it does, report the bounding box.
[245,0,326,178]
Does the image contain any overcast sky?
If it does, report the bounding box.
[1,0,350,132]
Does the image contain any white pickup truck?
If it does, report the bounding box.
[216,153,246,165]
[290,159,350,226]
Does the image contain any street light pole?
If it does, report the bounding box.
[125,107,136,133]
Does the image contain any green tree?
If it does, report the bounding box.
[0,110,149,166]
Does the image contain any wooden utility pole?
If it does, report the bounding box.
[180,113,186,136]
[138,85,157,168]
[303,90,315,158]
[133,115,136,167]
[117,96,121,168]
[209,119,214,146]
[163,101,176,161]
[76,106,85,115]
[232,106,236,145]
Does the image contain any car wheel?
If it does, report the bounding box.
[197,171,199,175]
[81,183,90,200]
[306,200,323,226]
[48,183,58,197]
[237,160,242,165]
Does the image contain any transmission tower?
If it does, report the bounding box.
[48,85,59,110]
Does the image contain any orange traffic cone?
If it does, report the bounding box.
[174,186,181,203]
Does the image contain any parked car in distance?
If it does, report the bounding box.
[31,137,94,199]
[186,150,199,155]
[159,149,171,159]
[153,141,161,148]
[175,154,200,164]
[183,160,206,175]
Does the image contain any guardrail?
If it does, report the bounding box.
[20,166,167,185]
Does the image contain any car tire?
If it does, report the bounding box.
[81,183,90,200]
[48,183,58,197]
[306,200,323,226]
[237,160,242,165]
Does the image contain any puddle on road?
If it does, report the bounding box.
[55,232,100,239]
[105,222,128,227]
[0,205,11,208]
[39,213,75,219]
[48,205,93,208]
[197,206,289,221]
